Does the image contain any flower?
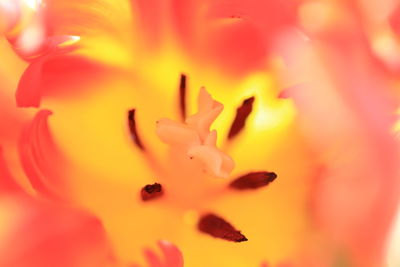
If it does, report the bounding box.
[1,0,400,267]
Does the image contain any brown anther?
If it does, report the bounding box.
[128,109,145,150]
[198,213,248,242]
[229,171,277,190]
[179,74,187,121]
[228,96,255,139]
[141,183,163,201]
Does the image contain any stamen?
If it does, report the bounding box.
[229,171,277,190]
[141,183,163,201]
[128,109,145,150]
[228,96,255,139]
[179,74,187,121]
[198,213,248,242]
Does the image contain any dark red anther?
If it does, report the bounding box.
[128,109,145,150]
[228,96,255,139]
[141,183,163,201]
[179,74,187,121]
[229,171,277,190]
[198,213,248,242]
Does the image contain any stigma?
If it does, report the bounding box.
[156,87,235,178]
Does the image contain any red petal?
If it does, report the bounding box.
[144,248,163,267]
[202,18,266,76]
[390,4,400,36]
[170,0,196,47]
[0,196,116,267]
[208,0,299,45]
[16,54,108,107]
[16,58,44,107]
[140,241,184,267]
[134,0,164,48]
[0,147,21,193]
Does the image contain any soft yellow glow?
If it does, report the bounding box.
[24,0,40,10]
[0,198,23,247]
[372,28,400,70]
[183,210,199,226]
[78,36,134,67]
[393,108,400,133]
[239,73,295,131]
[387,207,400,267]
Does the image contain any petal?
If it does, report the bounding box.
[16,54,112,107]
[0,0,20,33]
[0,147,21,193]
[0,195,116,267]
[42,0,132,39]
[41,0,134,65]
[207,0,298,38]
[200,18,267,76]
[18,110,68,198]
[144,248,163,267]
[132,0,164,48]
[15,57,43,107]
[284,24,400,266]
[157,240,184,267]
[390,4,400,36]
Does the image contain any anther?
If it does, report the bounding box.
[128,109,145,150]
[141,183,163,201]
[198,213,248,242]
[229,171,277,190]
[228,96,255,139]
[178,74,187,121]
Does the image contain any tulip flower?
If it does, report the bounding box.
[1,0,400,267]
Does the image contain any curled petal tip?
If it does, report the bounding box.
[158,240,184,267]
[140,240,184,267]
[19,109,67,199]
